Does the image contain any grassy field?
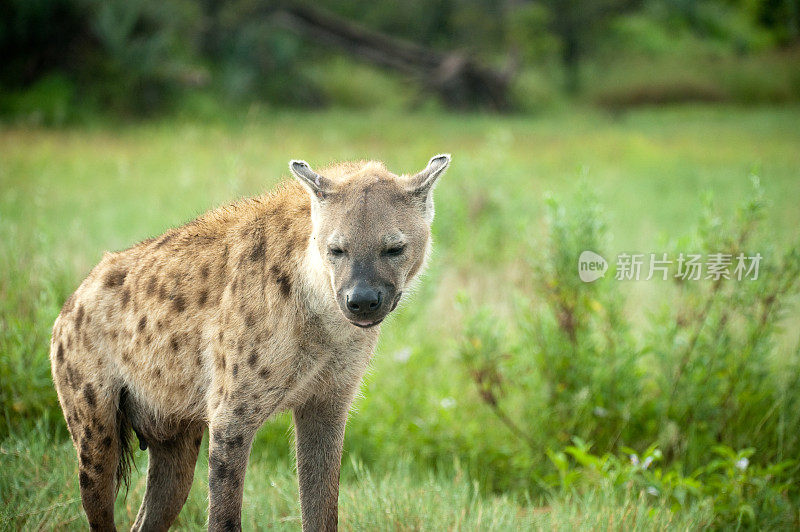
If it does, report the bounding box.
[1,105,799,529]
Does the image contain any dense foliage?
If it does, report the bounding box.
[2,0,799,117]
[459,180,800,527]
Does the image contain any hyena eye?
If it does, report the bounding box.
[383,245,405,257]
[329,246,345,257]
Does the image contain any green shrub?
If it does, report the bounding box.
[0,74,77,126]
[546,438,796,528]
[458,177,800,526]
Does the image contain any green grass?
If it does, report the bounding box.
[1,105,799,528]
[0,425,712,530]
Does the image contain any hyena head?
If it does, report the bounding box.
[290,154,451,328]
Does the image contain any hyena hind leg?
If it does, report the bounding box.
[130,422,205,532]
[61,382,124,532]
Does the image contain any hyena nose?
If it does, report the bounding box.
[346,286,382,313]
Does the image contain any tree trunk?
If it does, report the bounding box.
[275,4,515,111]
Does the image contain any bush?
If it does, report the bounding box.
[0,74,77,126]
[458,177,800,526]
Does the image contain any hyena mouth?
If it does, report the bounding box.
[390,291,402,311]
[350,318,383,328]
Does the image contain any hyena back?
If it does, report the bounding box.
[50,154,451,531]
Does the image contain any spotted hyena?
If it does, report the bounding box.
[49,154,451,531]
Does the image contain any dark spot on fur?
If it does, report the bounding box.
[245,312,256,327]
[155,232,174,248]
[104,269,127,288]
[201,264,210,279]
[122,350,131,364]
[258,367,270,379]
[195,349,203,366]
[232,363,238,377]
[83,426,93,441]
[218,331,224,343]
[80,451,92,465]
[195,437,202,447]
[233,405,246,416]
[56,342,65,364]
[209,452,228,487]
[75,305,84,332]
[219,245,229,281]
[270,265,292,298]
[93,463,104,474]
[146,276,157,296]
[66,364,82,389]
[137,316,146,333]
[248,350,258,368]
[170,335,180,352]
[61,293,76,315]
[121,287,130,307]
[153,367,162,379]
[84,384,96,407]
[198,289,208,307]
[79,471,93,489]
[101,436,112,448]
[172,294,186,313]
[159,284,168,301]
[249,234,266,262]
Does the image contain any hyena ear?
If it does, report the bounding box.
[289,160,332,200]
[407,154,451,196]
[406,154,451,223]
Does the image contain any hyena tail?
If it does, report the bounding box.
[115,386,136,495]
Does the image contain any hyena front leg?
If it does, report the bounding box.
[207,409,259,531]
[293,394,352,532]
[131,422,205,532]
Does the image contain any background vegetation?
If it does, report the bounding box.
[2,0,800,529]
[2,0,800,119]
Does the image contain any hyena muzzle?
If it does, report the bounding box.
[50,154,450,531]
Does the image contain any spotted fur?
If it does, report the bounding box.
[50,155,450,531]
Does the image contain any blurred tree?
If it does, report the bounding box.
[0,0,90,87]
[751,0,799,43]
[276,3,516,110]
[196,0,324,105]
[85,0,202,114]
[522,0,644,92]
[1,0,797,114]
